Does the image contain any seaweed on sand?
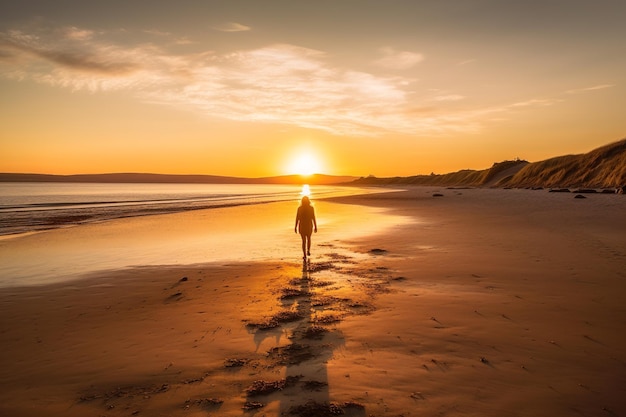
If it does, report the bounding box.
[289,401,365,416]
[280,287,312,299]
[302,325,328,340]
[288,401,344,416]
[268,343,315,365]
[246,310,304,330]
[245,376,301,396]
[313,314,342,325]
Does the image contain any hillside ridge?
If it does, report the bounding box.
[352,138,626,189]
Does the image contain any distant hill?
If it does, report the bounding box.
[0,172,357,185]
[351,138,626,189]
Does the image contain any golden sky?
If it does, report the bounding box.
[1,0,625,177]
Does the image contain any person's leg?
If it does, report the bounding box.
[300,234,307,258]
[306,233,312,256]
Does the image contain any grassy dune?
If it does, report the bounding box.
[502,138,626,188]
[353,138,626,189]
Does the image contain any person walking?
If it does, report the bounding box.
[294,196,317,260]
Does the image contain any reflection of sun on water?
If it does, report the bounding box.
[300,184,311,197]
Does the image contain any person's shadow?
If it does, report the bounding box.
[245,259,364,415]
[276,259,360,415]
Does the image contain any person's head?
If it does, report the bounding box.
[301,196,310,206]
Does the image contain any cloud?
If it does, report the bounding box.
[62,27,95,41]
[565,84,615,94]
[143,29,172,37]
[213,22,251,32]
[0,24,512,137]
[434,94,465,102]
[0,28,139,77]
[510,98,560,108]
[146,44,418,135]
[457,59,476,66]
[373,47,424,70]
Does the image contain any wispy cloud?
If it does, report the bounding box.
[213,22,251,32]
[510,98,560,108]
[457,59,476,66]
[433,94,465,102]
[0,24,543,137]
[62,26,95,41]
[373,47,424,70]
[565,84,615,94]
[0,28,140,77]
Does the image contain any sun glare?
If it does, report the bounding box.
[300,184,311,196]
[288,153,322,176]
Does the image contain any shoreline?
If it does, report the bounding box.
[0,194,410,288]
[0,187,625,416]
[0,183,384,238]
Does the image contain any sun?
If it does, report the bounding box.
[287,152,322,176]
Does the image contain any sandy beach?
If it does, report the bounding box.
[0,187,625,417]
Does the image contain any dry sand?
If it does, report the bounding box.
[0,187,624,416]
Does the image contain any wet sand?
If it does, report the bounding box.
[0,187,625,416]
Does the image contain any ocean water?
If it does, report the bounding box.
[0,182,364,236]
[0,182,410,287]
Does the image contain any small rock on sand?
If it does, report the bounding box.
[369,248,387,255]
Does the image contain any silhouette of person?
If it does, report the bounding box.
[294,196,317,259]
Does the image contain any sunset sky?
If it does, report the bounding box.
[1,0,625,177]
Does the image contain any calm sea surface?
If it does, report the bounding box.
[0,182,367,236]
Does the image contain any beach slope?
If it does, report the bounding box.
[0,188,624,416]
